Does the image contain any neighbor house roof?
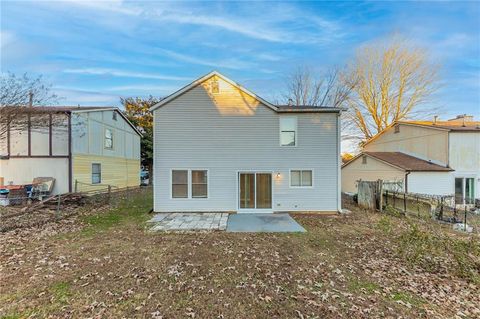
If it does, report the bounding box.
[1,105,142,136]
[149,71,344,114]
[362,119,480,147]
[398,120,480,132]
[342,151,454,172]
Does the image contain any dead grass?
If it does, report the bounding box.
[0,191,479,319]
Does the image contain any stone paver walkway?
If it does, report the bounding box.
[148,213,229,231]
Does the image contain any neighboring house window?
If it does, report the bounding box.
[280,116,297,146]
[172,170,188,198]
[455,177,475,204]
[192,170,208,198]
[92,163,101,184]
[112,112,117,121]
[290,170,313,187]
[362,156,367,164]
[394,125,400,133]
[105,128,113,149]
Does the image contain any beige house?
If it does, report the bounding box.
[342,116,480,204]
[0,106,141,194]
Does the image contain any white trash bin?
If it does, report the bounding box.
[0,189,10,206]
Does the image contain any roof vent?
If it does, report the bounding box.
[210,79,219,94]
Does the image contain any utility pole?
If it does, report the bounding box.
[28,91,33,107]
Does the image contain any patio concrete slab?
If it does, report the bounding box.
[148,213,229,232]
[226,213,306,233]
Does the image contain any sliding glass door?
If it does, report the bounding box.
[239,173,272,210]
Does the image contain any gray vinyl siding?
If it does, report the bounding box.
[71,110,140,160]
[153,85,340,212]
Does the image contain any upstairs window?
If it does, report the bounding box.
[362,156,367,164]
[280,116,297,146]
[394,125,400,133]
[112,112,117,121]
[105,128,113,149]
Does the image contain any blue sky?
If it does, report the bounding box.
[1,0,479,119]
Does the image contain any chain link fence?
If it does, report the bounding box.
[0,183,151,232]
[353,180,480,234]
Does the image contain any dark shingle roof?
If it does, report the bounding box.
[364,152,454,172]
[276,105,344,113]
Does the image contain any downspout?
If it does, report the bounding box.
[404,171,410,193]
[337,113,342,212]
[67,112,73,193]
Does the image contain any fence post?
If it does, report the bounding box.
[439,197,444,220]
[464,204,467,231]
[403,192,407,213]
[377,180,383,212]
[393,191,396,209]
[74,179,78,193]
[385,190,388,206]
[416,196,420,217]
[56,195,61,220]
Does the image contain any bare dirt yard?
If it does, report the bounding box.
[1,189,479,319]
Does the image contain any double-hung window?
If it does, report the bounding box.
[172,170,208,198]
[290,170,313,187]
[280,116,297,146]
[192,170,208,198]
[455,177,475,205]
[92,163,101,184]
[172,170,188,198]
[105,128,113,149]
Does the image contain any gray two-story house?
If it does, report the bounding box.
[150,71,342,213]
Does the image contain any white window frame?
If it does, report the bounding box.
[170,169,209,199]
[279,116,298,147]
[455,175,476,205]
[104,127,114,149]
[191,170,208,199]
[92,163,101,184]
[289,169,314,188]
[236,170,274,212]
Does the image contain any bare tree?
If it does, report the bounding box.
[343,36,440,141]
[1,72,59,107]
[283,66,356,107]
[0,72,61,141]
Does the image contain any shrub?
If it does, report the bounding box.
[397,222,480,283]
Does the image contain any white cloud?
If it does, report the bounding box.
[37,1,342,44]
[0,31,16,50]
[54,88,119,105]
[48,0,140,16]
[63,68,189,81]
[104,84,181,93]
[153,11,289,43]
[157,49,255,70]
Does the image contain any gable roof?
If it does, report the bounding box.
[342,151,453,172]
[362,119,480,147]
[398,120,480,132]
[1,105,142,137]
[150,71,276,112]
[149,71,344,114]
